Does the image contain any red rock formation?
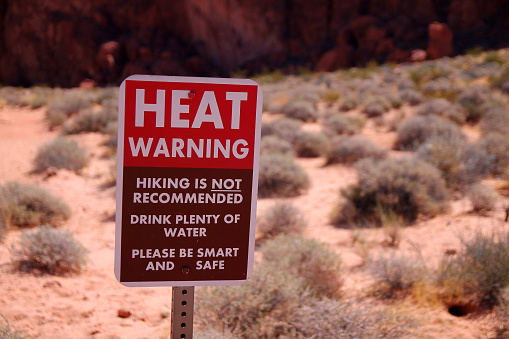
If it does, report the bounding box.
[0,0,508,86]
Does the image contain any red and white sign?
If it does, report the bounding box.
[114,75,262,287]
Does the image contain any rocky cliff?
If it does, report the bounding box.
[1,0,508,87]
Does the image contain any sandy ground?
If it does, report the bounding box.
[0,107,508,338]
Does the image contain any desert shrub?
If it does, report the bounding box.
[258,155,310,198]
[196,234,342,338]
[33,137,90,173]
[438,231,509,307]
[195,327,240,339]
[0,217,5,240]
[0,87,31,107]
[62,108,117,134]
[394,115,464,151]
[416,134,490,188]
[280,100,318,122]
[11,225,87,275]
[261,118,303,144]
[261,234,342,298]
[495,287,509,338]
[289,298,416,338]
[103,121,118,148]
[323,114,366,136]
[421,78,458,100]
[0,314,24,339]
[415,98,466,125]
[467,183,499,213]
[260,136,295,157]
[320,90,341,104]
[399,89,425,106]
[339,95,360,111]
[363,96,392,117]
[456,84,492,122]
[369,253,428,298]
[476,134,509,176]
[258,201,306,239]
[0,181,71,227]
[336,157,449,225]
[292,131,328,158]
[326,135,387,165]
[45,90,93,128]
[480,100,509,136]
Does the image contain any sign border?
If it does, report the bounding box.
[114,75,262,287]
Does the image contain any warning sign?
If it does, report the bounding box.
[114,75,262,287]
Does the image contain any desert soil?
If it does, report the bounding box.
[0,106,508,338]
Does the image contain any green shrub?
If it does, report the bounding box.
[196,234,342,338]
[476,133,509,176]
[416,134,490,188]
[0,181,71,227]
[280,101,318,122]
[258,155,310,198]
[11,225,87,275]
[394,115,464,151]
[258,201,306,239]
[438,231,509,307]
[369,254,428,298]
[33,137,90,173]
[326,136,387,165]
[261,118,303,144]
[467,183,499,213]
[62,108,117,134]
[260,135,295,157]
[415,98,466,125]
[336,157,449,225]
[323,114,366,136]
[293,131,329,158]
[0,314,24,339]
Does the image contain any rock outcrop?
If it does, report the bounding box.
[0,0,508,86]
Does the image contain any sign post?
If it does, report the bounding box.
[114,75,262,336]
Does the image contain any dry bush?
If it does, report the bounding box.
[335,157,449,225]
[415,98,466,125]
[258,201,306,240]
[260,136,295,157]
[0,314,24,339]
[363,96,392,117]
[33,137,90,173]
[399,88,425,106]
[323,114,366,136]
[416,134,491,188]
[196,234,342,338]
[326,135,387,165]
[467,183,499,213]
[369,253,429,298]
[261,118,303,144]
[289,298,416,338]
[420,78,459,100]
[0,181,71,228]
[292,131,328,158]
[11,225,87,275]
[438,231,509,307]
[339,94,360,111]
[476,133,509,177]
[62,108,117,134]
[258,155,310,198]
[456,84,492,122]
[45,90,94,128]
[394,115,464,151]
[280,101,318,122]
[480,100,509,136]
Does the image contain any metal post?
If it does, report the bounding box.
[170,286,195,339]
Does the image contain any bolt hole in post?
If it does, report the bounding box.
[171,286,195,339]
